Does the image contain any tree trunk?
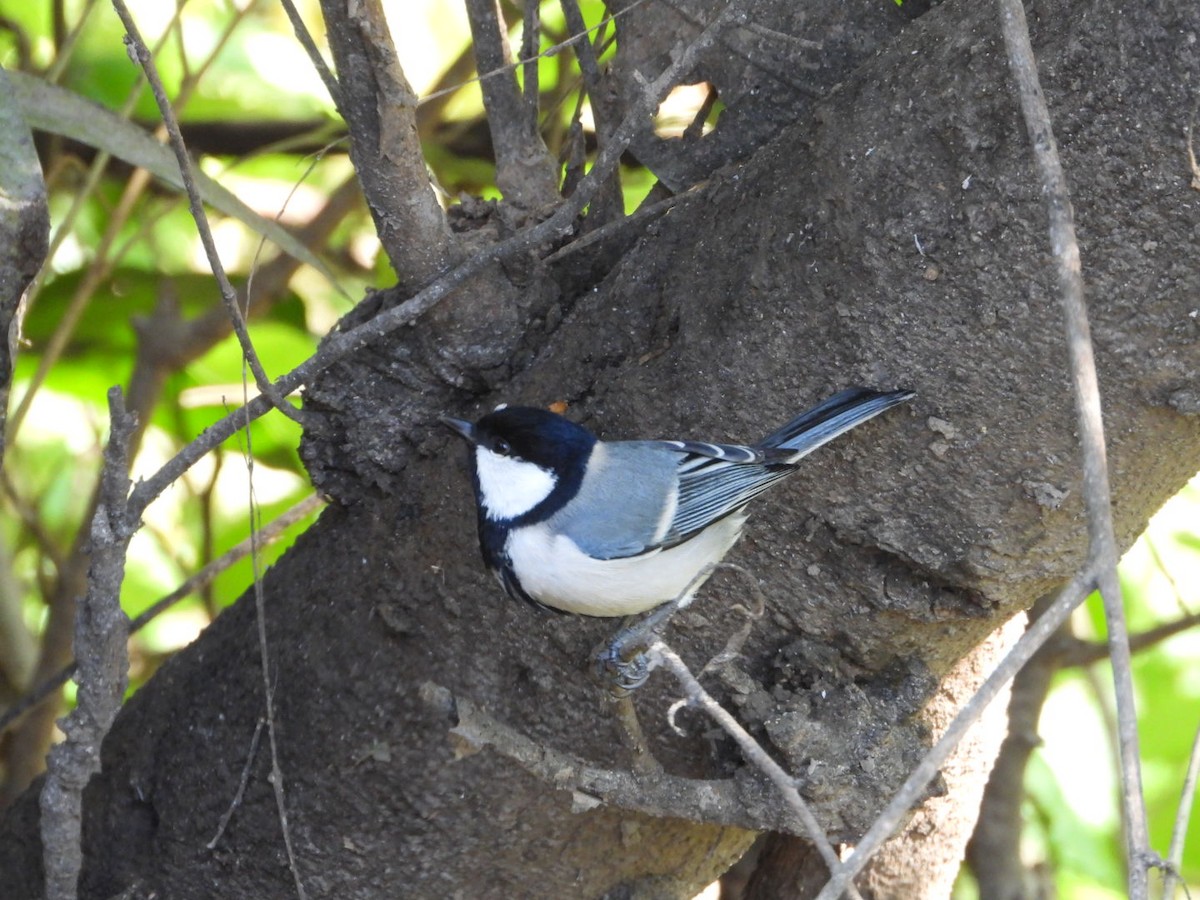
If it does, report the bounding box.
[2,0,1198,896]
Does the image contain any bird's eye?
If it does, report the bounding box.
[494,438,512,456]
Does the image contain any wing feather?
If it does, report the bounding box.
[662,456,790,544]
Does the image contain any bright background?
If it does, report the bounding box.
[0,1,1195,895]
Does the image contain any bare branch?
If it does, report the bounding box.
[246,447,307,899]
[1162,719,1200,900]
[520,0,541,133]
[128,0,751,521]
[109,0,307,426]
[419,682,816,834]
[650,644,864,900]
[558,0,610,135]
[465,0,560,208]
[815,568,1096,900]
[996,2,1152,892]
[0,494,324,737]
[38,388,135,900]
[1058,611,1200,668]
[318,0,456,287]
[206,717,265,851]
[279,0,342,110]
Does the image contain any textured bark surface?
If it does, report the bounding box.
[2,0,1199,897]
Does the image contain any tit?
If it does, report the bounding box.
[442,388,913,618]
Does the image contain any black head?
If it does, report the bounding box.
[441,406,598,525]
[443,406,597,473]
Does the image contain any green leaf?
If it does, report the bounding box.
[8,70,347,296]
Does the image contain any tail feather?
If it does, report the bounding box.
[758,388,914,459]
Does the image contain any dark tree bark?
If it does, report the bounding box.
[2,0,1199,897]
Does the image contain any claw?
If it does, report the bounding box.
[596,645,650,696]
[593,600,683,695]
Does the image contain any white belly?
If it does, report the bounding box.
[505,513,748,616]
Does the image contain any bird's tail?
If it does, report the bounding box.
[758,388,914,460]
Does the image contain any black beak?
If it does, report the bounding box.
[440,416,478,444]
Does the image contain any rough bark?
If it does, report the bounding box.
[2,0,1199,897]
[0,64,49,711]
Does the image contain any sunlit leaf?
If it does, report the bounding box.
[9,71,345,291]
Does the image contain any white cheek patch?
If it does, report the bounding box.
[475,447,557,520]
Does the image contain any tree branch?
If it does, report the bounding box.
[109,0,307,426]
[464,0,560,209]
[1058,611,1200,668]
[996,2,1152,893]
[279,0,342,110]
[1162,719,1200,900]
[815,568,1098,900]
[38,388,134,900]
[520,0,541,134]
[420,682,816,835]
[318,0,457,288]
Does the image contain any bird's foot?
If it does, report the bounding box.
[595,643,651,696]
[593,600,684,695]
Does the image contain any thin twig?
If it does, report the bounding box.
[206,717,265,850]
[1161,718,1200,900]
[815,568,1096,900]
[520,0,541,133]
[43,0,102,84]
[1058,611,1200,667]
[127,0,750,521]
[651,643,865,900]
[464,0,559,207]
[1145,536,1194,618]
[542,188,685,265]
[558,0,610,137]
[239,341,306,897]
[279,0,341,110]
[0,494,323,736]
[109,0,306,426]
[996,2,1152,893]
[38,388,135,900]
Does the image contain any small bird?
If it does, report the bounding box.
[442,387,913,619]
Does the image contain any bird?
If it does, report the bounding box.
[441,387,913,621]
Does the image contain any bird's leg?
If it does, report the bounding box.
[600,595,696,696]
[596,602,680,693]
[595,565,717,695]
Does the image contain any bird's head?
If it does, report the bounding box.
[441,406,596,522]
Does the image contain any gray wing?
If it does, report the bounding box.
[657,389,914,542]
[548,440,792,559]
[546,442,682,559]
[659,446,792,545]
[551,390,912,558]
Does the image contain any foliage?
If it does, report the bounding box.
[0,1,1196,896]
